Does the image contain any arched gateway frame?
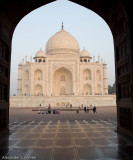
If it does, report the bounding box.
[0,0,133,139]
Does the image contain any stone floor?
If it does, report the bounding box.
[9,107,117,122]
[1,119,133,160]
[0,107,133,160]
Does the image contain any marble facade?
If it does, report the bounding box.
[10,25,116,108]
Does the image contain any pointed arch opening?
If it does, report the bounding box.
[97,84,101,94]
[34,69,43,80]
[24,70,29,81]
[52,67,73,95]
[24,85,29,95]
[96,70,101,81]
[83,69,91,80]
[34,84,43,95]
[82,84,92,95]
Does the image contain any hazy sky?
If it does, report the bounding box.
[10,0,115,95]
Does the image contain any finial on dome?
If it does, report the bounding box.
[61,22,64,30]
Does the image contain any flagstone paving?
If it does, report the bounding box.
[0,119,133,160]
[0,107,133,159]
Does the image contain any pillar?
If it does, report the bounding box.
[103,62,108,95]
[17,63,22,96]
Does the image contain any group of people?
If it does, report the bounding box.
[66,104,72,108]
[37,103,97,114]
[38,105,60,114]
[83,105,97,113]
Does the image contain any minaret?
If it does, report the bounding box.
[17,61,22,96]
[22,58,24,64]
[103,61,108,95]
[25,56,27,64]
[101,58,103,64]
[30,56,32,63]
[93,56,95,62]
[98,56,100,63]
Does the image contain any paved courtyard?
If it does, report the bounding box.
[9,106,117,122]
[0,107,133,160]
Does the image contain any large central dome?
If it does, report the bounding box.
[45,28,80,55]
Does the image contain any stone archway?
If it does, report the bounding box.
[82,84,92,95]
[96,70,101,81]
[24,70,29,81]
[0,0,133,139]
[83,69,91,80]
[34,84,43,95]
[52,67,73,95]
[24,85,29,95]
[34,69,43,80]
[97,84,101,94]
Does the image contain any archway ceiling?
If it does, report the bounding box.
[0,0,120,39]
[0,0,54,37]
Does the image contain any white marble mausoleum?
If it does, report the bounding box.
[10,24,116,107]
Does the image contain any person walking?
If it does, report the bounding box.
[84,106,86,113]
[76,109,79,113]
[87,106,89,112]
[93,106,97,113]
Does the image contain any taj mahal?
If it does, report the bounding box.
[10,24,116,108]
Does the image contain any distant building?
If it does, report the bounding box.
[10,24,116,107]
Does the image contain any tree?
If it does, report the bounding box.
[112,82,116,93]
[108,82,116,94]
[108,85,113,94]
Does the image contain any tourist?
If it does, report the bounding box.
[48,107,51,114]
[48,105,51,112]
[45,107,48,114]
[42,111,45,114]
[86,106,89,112]
[48,109,51,114]
[38,110,41,114]
[84,106,86,113]
[93,106,97,113]
[56,109,60,114]
[53,108,55,114]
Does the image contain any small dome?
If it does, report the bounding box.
[80,49,91,57]
[103,61,107,65]
[45,29,80,54]
[35,49,46,57]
